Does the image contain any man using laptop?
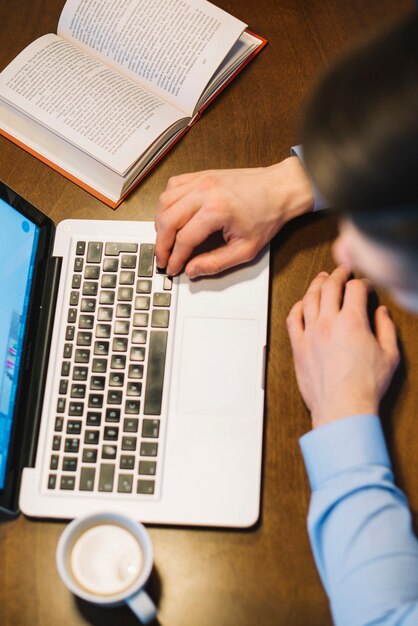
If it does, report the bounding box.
[154,12,418,626]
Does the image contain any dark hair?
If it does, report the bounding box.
[302,12,418,260]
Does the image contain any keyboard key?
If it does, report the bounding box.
[113,338,128,352]
[86,412,101,426]
[125,400,140,415]
[123,418,139,433]
[82,281,98,296]
[118,474,133,493]
[121,255,137,269]
[144,331,167,415]
[111,355,126,369]
[114,321,129,335]
[71,384,86,398]
[69,402,83,416]
[92,358,108,373]
[104,427,119,441]
[106,408,121,423]
[120,270,135,284]
[76,332,92,346]
[67,420,82,435]
[133,313,148,327]
[142,419,160,438]
[137,479,155,495]
[105,242,138,256]
[98,464,115,492]
[116,303,131,318]
[80,467,95,491]
[73,366,88,380]
[118,287,133,301]
[127,382,142,396]
[72,275,81,289]
[138,461,156,476]
[55,417,64,434]
[75,348,90,363]
[120,455,135,470]
[61,361,71,377]
[82,448,98,463]
[50,455,59,470]
[85,430,99,445]
[98,307,113,321]
[65,438,80,453]
[138,244,154,277]
[81,298,96,312]
[84,265,100,279]
[135,296,150,310]
[129,364,143,379]
[79,315,94,329]
[94,341,109,356]
[122,437,136,451]
[132,330,147,344]
[153,293,171,307]
[59,380,68,395]
[108,390,122,404]
[70,291,79,306]
[48,475,57,489]
[130,347,145,362]
[68,308,77,323]
[109,372,124,386]
[52,435,61,451]
[140,441,158,457]
[61,476,76,490]
[74,257,84,272]
[96,324,111,338]
[62,457,78,472]
[102,445,117,459]
[87,242,103,263]
[99,290,115,304]
[88,394,103,408]
[151,309,170,328]
[137,279,152,293]
[63,344,72,359]
[103,258,118,272]
[90,376,105,391]
[102,274,117,289]
[65,325,75,341]
[57,397,66,413]
[76,241,86,255]
[163,276,173,291]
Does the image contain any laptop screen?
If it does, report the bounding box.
[0,198,40,490]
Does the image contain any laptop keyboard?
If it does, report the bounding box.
[46,240,173,498]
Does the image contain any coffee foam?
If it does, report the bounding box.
[70,523,143,597]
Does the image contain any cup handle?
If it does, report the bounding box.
[127,589,157,624]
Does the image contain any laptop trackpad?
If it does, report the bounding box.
[177,317,259,419]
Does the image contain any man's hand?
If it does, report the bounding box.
[155,157,314,277]
[286,266,400,429]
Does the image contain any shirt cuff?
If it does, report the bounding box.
[290,144,328,211]
[299,414,392,491]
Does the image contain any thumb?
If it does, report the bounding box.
[374,305,399,363]
[185,239,257,277]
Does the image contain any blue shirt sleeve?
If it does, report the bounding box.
[299,414,418,626]
[290,144,328,211]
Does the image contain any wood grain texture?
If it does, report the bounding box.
[0,1,416,625]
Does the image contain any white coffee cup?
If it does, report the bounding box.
[56,512,157,623]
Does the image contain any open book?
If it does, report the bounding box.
[0,0,266,208]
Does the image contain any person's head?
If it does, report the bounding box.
[302,12,418,312]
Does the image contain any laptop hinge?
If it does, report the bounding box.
[23,256,62,468]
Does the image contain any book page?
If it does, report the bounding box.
[0,34,187,174]
[57,0,246,116]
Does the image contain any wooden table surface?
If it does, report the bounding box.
[1,1,417,625]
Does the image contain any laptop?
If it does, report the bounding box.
[0,180,269,527]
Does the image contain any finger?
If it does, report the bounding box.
[155,193,202,269]
[319,265,352,316]
[157,178,202,213]
[166,209,224,275]
[374,306,399,364]
[184,238,257,278]
[302,272,329,326]
[287,300,304,346]
[341,278,372,319]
